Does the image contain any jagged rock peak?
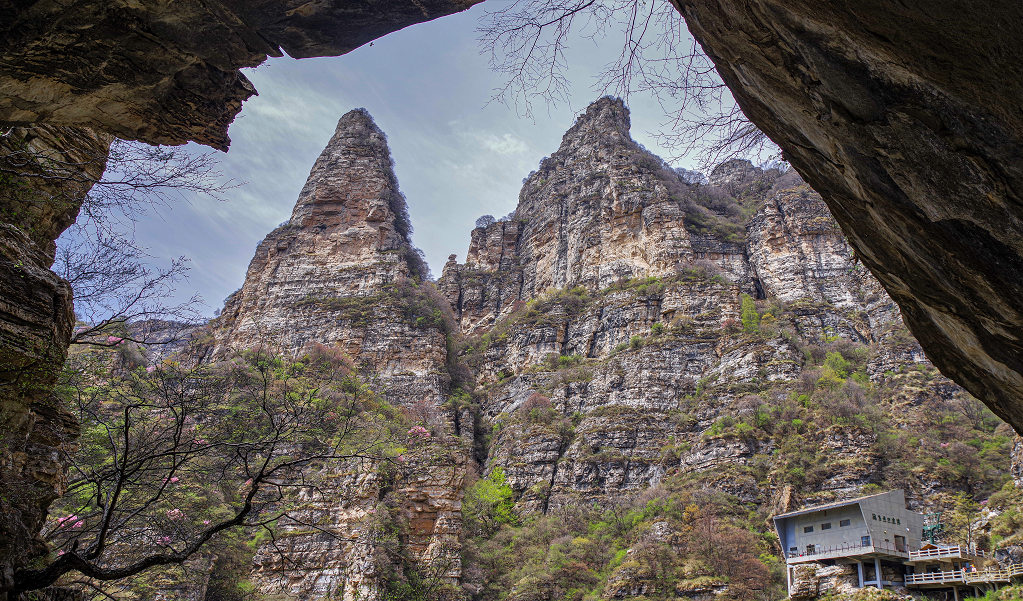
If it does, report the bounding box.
[708,159,757,187]
[558,96,632,148]
[289,108,412,251]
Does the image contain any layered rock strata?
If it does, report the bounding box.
[673,0,1023,433]
[208,109,468,601]
[441,99,1007,517]
[0,0,481,149]
[0,125,109,596]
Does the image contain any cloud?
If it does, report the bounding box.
[476,132,529,155]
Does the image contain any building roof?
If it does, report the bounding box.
[773,490,902,521]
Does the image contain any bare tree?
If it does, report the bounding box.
[477,0,773,166]
[12,344,400,596]
[3,127,236,350]
[56,232,202,348]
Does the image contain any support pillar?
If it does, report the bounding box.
[857,562,864,588]
[874,558,883,589]
[953,586,960,601]
[786,565,792,595]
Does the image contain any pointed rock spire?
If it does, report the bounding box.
[210,108,423,357]
[290,108,411,252]
[557,96,632,150]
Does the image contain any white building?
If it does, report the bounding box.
[773,490,924,593]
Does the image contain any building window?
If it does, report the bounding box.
[840,519,851,527]
[807,544,816,554]
[872,513,877,520]
[861,536,871,547]
[804,526,814,533]
[897,518,901,525]
[821,522,832,530]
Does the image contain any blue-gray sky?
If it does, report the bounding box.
[84,4,715,316]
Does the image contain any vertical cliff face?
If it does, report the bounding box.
[211,109,447,403]
[441,99,1009,521]
[0,125,109,594]
[208,109,467,601]
[441,98,759,336]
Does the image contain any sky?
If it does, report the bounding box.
[70,3,720,317]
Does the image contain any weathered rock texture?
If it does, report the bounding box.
[442,99,1010,518]
[0,0,481,149]
[207,109,468,601]
[0,126,108,596]
[673,0,1023,433]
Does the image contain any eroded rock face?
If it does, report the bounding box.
[208,109,467,601]
[442,99,1003,516]
[0,125,108,595]
[441,98,758,336]
[0,0,481,149]
[673,0,1023,433]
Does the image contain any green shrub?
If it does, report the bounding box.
[740,294,760,333]
[463,467,516,537]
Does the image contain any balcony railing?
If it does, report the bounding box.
[905,570,964,585]
[786,541,908,562]
[964,563,1023,584]
[906,564,1023,586]
[907,545,986,561]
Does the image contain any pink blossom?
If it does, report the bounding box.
[166,509,185,520]
[106,335,123,345]
[57,550,64,556]
[203,519,210,525]
[940,442,949,448]
[72,521,83,529]
[56,514,77,525]
[193,438,208,445]
[146,365,156,373]
[396,454,406,463]
[407,425,430,438]
[157,536,172,545]
[169,476,179,484]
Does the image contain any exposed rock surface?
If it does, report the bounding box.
[441,99,1009,517]
[673,0,1023,433]
[788,562,859,600]
[0,0,481,149]
[207,109,468,601]
[0,125,108,596]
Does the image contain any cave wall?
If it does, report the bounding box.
[0,125,110,595]
[673,0,1023,432]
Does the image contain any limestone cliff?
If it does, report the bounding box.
[441,99,1010,524]
[56,99,1013,601]
[207,109,468,601]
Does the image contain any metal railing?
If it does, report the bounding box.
[908,545,986,561]
[786,541,908,562]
